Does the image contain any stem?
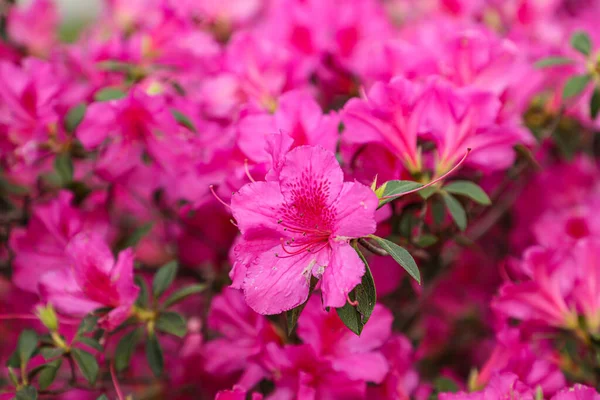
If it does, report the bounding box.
[358,238,388,256]
[111,363,125,400]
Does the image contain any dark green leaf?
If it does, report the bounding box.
[146,333,164,377]
[18,330,39,366]
[72,349,99,385]
[96,396,109,400]
[135,275,150,308]
[8,366,19,386]
[153,261,178,299]
[94,87,126,102]
[77,337,103,352]
[591,86,600,119]
[171,110,197,133]
[415,234,438,248]
[121,222,153,249]
[54,153,73,185]
[378,180,423,207]
[64,103,87,133]
[563,74,592,99]
[534,56,574,68]
[368,236,421,284]
[434,377,460,393]
[38,359,63,390]
[77,315,99,336]
[431,198,446,227]
[40,348,64,361]
[571,31,592,56]
[15,386,37,400]
[285,277,318,335]
[115,328,142,372]
[442,193,467,231]
[156,312,187,338]
[336,245,376,335]
[162,284,207,308]
[443,181,491,205]
[6,350,20,368]
[418,186,438,200]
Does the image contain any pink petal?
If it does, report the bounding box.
[231,181,284,235]
[333,181,378,238]
[331,352,389,383]
[321,242,365,309]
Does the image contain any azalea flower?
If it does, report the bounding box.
[230,144,378,314]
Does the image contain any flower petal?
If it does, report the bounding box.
[333,182,378,238]
[321,242,365,309]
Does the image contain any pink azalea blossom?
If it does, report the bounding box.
[552,384,600,400]
[439,372,535,400]
[230,145,378,314]
[39,233,139,331]
[215,385,263,400]
[7,0,59,57]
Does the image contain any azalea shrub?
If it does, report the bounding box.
[1,0,600,399]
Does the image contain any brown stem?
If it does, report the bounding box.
[358,238,388,256]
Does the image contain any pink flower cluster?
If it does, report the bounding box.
[1,0,600,399]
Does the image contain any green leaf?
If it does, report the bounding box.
[152,261,178,299]
[591,86,600,119]
[431,198,446,227]
[64,103,87,133]
[162,284,207,308]
[40,347,64,361]
[146,333,164,377]
[443,181,491,205]
[71,348,99,385]
[8,366,19,386]
[77,315,99,336]
[114,328,142,372]
[134,275,150,308]
[38,359,63,390]
[418,186,438,200]
[534,56,574,68]
[156,312,187,338]
[15,386,38,400]
[571,31,592,56]
[94,87,126,102]
[18,330,39,366]
[96,396,109,400]
[121,222,153,249]
[285,277,319,335]
[563,74,592,99]
[415,234,438,248]
[6,350,20,368]
[442,193,467,231]
[368,235,421,284]
[336,245,376,335]
[434,377,460,393]
[378,180,423,207]
[77,337,103,352]
[54,153,74,185]
[171,110,197,133]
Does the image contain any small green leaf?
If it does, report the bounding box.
[64,103,87,133]
[96,396,109,400]
[336,245,376,335]
[171,110,197,133]
[146,333,164,377]
[431,198,446,227]
[563,74,592,99]
[418,186,438,200]
[71,348,99,385]
[156,312,187,338]
[134,275,150,308]
[162,284,207,308]
[121,222,153,249]
[443,181,491,205]
[534,56,574,68]
[54,153,74,185]
[378,180,423,207]
[153,261,178,299]
[8,366,19,386]
[15,386,38,400]
[40,348,64,361]
[38,359,63,390]
[442,193,467,231]
[368,236,421,284]
[285,277,319,335]
[415,234,438,248]
[571,31,592,56]
[114,328,142,372]
[77,315,99,336]
[434,377,460,393]
[36,304,59,332]
[77,337,103,352]
[591,86,600,119]
[18,330,39,366]
[94,87,126,102]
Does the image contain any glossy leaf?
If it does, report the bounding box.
[443,181,491,205]
[415,234,438,248]
[162,284,207,308]
[146,333,164,377]
[54,153,73,185]
[171,110,197,133]
[94,87,126,102]
[38,359,63,390]
[115,328,142,372]
[571,31,592,56]
[563,74,592,99]
[534,56,573,68]
[72,348,99,385]
[77,337,103,352]
[18,330,39,366]
[64,103,87,132]
[378,180,423,207]
[15,386,38,400]
[153,261,178,299]
[368,235,421,284]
